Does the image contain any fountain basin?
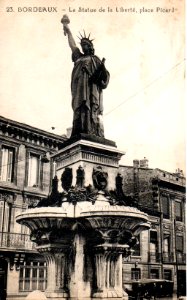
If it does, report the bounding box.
[16,202,150,300]
[16,204,150,246]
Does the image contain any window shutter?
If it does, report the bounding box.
[7,149,13,181]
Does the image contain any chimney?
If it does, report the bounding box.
[133,159,139,168]
[175,168,184,177]
[139,157,149,168]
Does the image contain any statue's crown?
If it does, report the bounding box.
[78,31,94,45]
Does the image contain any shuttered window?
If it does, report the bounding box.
[28,153,40,187]
[176,236,183,252]
[175,201,182,221]
[0,146,14,182]
[162,196,170,219]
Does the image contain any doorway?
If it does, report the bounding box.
[0,259,7,300]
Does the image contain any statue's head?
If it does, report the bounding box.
[78,32,95,55]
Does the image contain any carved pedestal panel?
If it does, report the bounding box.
[52,138,124,192]
[36,246,69,299]
[92,246,123,299]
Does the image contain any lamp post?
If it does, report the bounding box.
[174,219,179,298]
[134,261,141,300]
[135,261,139,280]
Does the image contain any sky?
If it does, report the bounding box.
[0,0,185,173]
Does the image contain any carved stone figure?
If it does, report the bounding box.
[92,166,108,190]
[51,175,59,194]
[61,167,73,191]
[115,173,124,195]
[61,15,110,137]
[76,165,85,188]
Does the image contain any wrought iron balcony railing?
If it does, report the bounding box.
[0,232,36,251]
[148,251,186,264]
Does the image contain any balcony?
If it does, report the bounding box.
[148,252,161,263]
[0,232,36,251]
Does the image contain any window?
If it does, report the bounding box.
[176,235,184,263]
[19,261,47,291]
[132,235,140,256]
[150,243,157,259]
[163,235,170,253]
[28,153,40,187]
[162,196,170,219]
[150,231,158,262]
[131,268,141,280]
[164,269,172,281]
[176,236,183,253]
[175,201,182,221]
[150,269,159,279]
[0,146,15,182]
[163,235,170,262]
[150,231,157,244]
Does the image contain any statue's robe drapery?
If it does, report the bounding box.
[71,47,110,137]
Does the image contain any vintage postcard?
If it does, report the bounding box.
[0,0,185,171]
[0,0,185,299]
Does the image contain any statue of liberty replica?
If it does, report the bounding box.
[61,15,110,138]
[16,17,151,300]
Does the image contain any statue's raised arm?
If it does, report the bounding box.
[61,15,110,138]
[61,15,77,52]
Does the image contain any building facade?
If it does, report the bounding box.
[0,116,186,299]
[119,159,186,296]
[0,116,66,300]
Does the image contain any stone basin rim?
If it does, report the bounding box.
[16,206,149,223]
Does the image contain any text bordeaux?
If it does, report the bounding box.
[17,7,58,12]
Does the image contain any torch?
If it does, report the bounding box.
[61,15,70,36]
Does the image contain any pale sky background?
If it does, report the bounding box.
[0,0,185,173]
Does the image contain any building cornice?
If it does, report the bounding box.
[0,115,67,151]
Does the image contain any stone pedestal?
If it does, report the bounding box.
[69,234,91,300]
[16,136,150,300]
[52,136,124,192]
[44,252,68,298]
[35,246,69,299]
[92,246,123,299]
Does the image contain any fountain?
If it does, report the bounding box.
[16,162,150,300]
[16,16,150,300]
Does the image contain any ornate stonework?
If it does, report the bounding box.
[16,202,150,299]
[0,192,15,203]
[0,116,65,151]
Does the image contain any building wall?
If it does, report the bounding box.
[119,161,186,295]
[0,116,65,299]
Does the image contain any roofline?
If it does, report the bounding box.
[119,164,186,180]
[155,167,185,179]
[0,115,67,141]
[119,164,154,171]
